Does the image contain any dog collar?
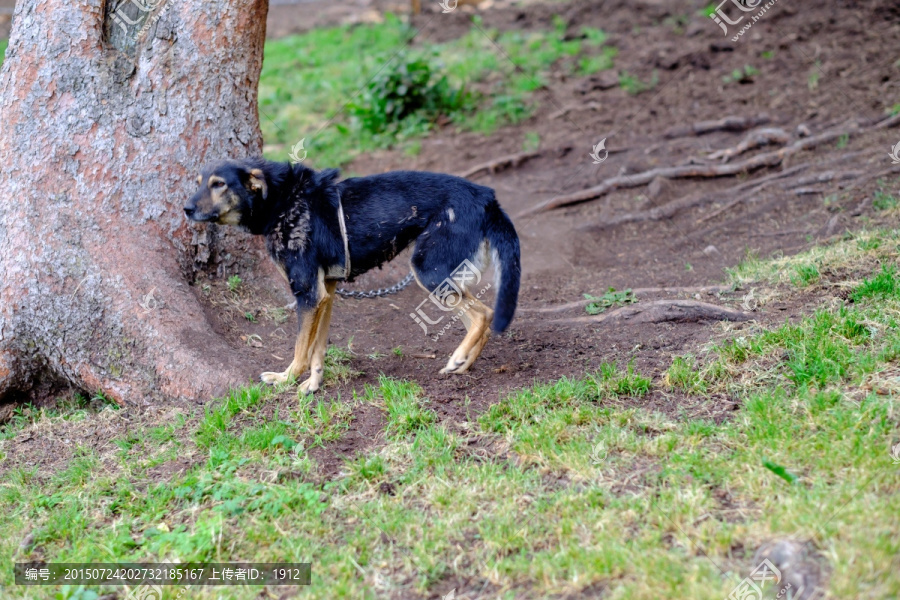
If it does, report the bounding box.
[326,191,351,280]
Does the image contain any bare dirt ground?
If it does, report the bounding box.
[3,0,900,480]
[199,0,900,475]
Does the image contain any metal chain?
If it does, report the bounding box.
[335,272,415,299]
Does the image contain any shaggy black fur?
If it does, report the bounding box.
[185,158,521,331]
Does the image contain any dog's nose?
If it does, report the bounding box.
[184,206,195,218]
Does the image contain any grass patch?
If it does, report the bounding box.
[583,288,637,315]
[258,16,618,165]
[790,262,820,287]
[619,69,659,95]
[3,246,900,598]
[370,376,436,439]
[324,344,362,386]
[852,264,899,302]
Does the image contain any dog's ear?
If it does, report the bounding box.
[247,168,268,200]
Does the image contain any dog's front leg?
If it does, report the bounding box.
[298,280,337,395]
[260,307,318,385]
[261,267,325,386]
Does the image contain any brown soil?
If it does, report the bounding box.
[4,0,900,482]
[242,0,900,474]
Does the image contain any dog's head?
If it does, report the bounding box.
[184,160,268,226]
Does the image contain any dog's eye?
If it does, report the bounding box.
[211,181,225,189]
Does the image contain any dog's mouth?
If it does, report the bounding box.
[184,207,222,223]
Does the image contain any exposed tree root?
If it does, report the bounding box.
[520,285,731,314]
[664,114,771,139]
[706,128,790,162]
[550,300,751,325]
[521,113,900,219]
[550,101,602,120]
[519,125,858,217]
[459,150,543,179]
[572,164,809,233]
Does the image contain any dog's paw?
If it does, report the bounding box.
[440,358,469,375]
[298,377,321,395]
[261,371,289,385]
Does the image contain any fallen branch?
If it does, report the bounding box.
[551,299,751,325]
[519,124,856,217]
[520,285,731,314]
[707,127,790,162]
[664,113,771,139]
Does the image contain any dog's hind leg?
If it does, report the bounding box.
[298,280,337,395]
[441,292,494,374]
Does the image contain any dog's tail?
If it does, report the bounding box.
[485,199,521,333]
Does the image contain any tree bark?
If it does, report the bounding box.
[0,0,271,404]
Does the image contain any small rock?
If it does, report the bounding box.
[796,123,811,137]
[703,245,720,256]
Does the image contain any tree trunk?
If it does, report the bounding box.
[0,0,271,405]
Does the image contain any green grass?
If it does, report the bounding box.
[852,264,899,302]
[619,69,659,95]
[790,262,820,287]
[0,39,7,67]
[258,17,617,166]
[3,238,900,598]
[583,288,637,315]
[722,64,759,85]
[873,189,898,211]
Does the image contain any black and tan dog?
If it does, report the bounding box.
[185,158,520,393]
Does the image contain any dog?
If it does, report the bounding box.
[184,158,520,393]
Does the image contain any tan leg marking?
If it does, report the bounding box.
[441,292,494,374]
[299,280,337,395]
[261,270,329,386]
